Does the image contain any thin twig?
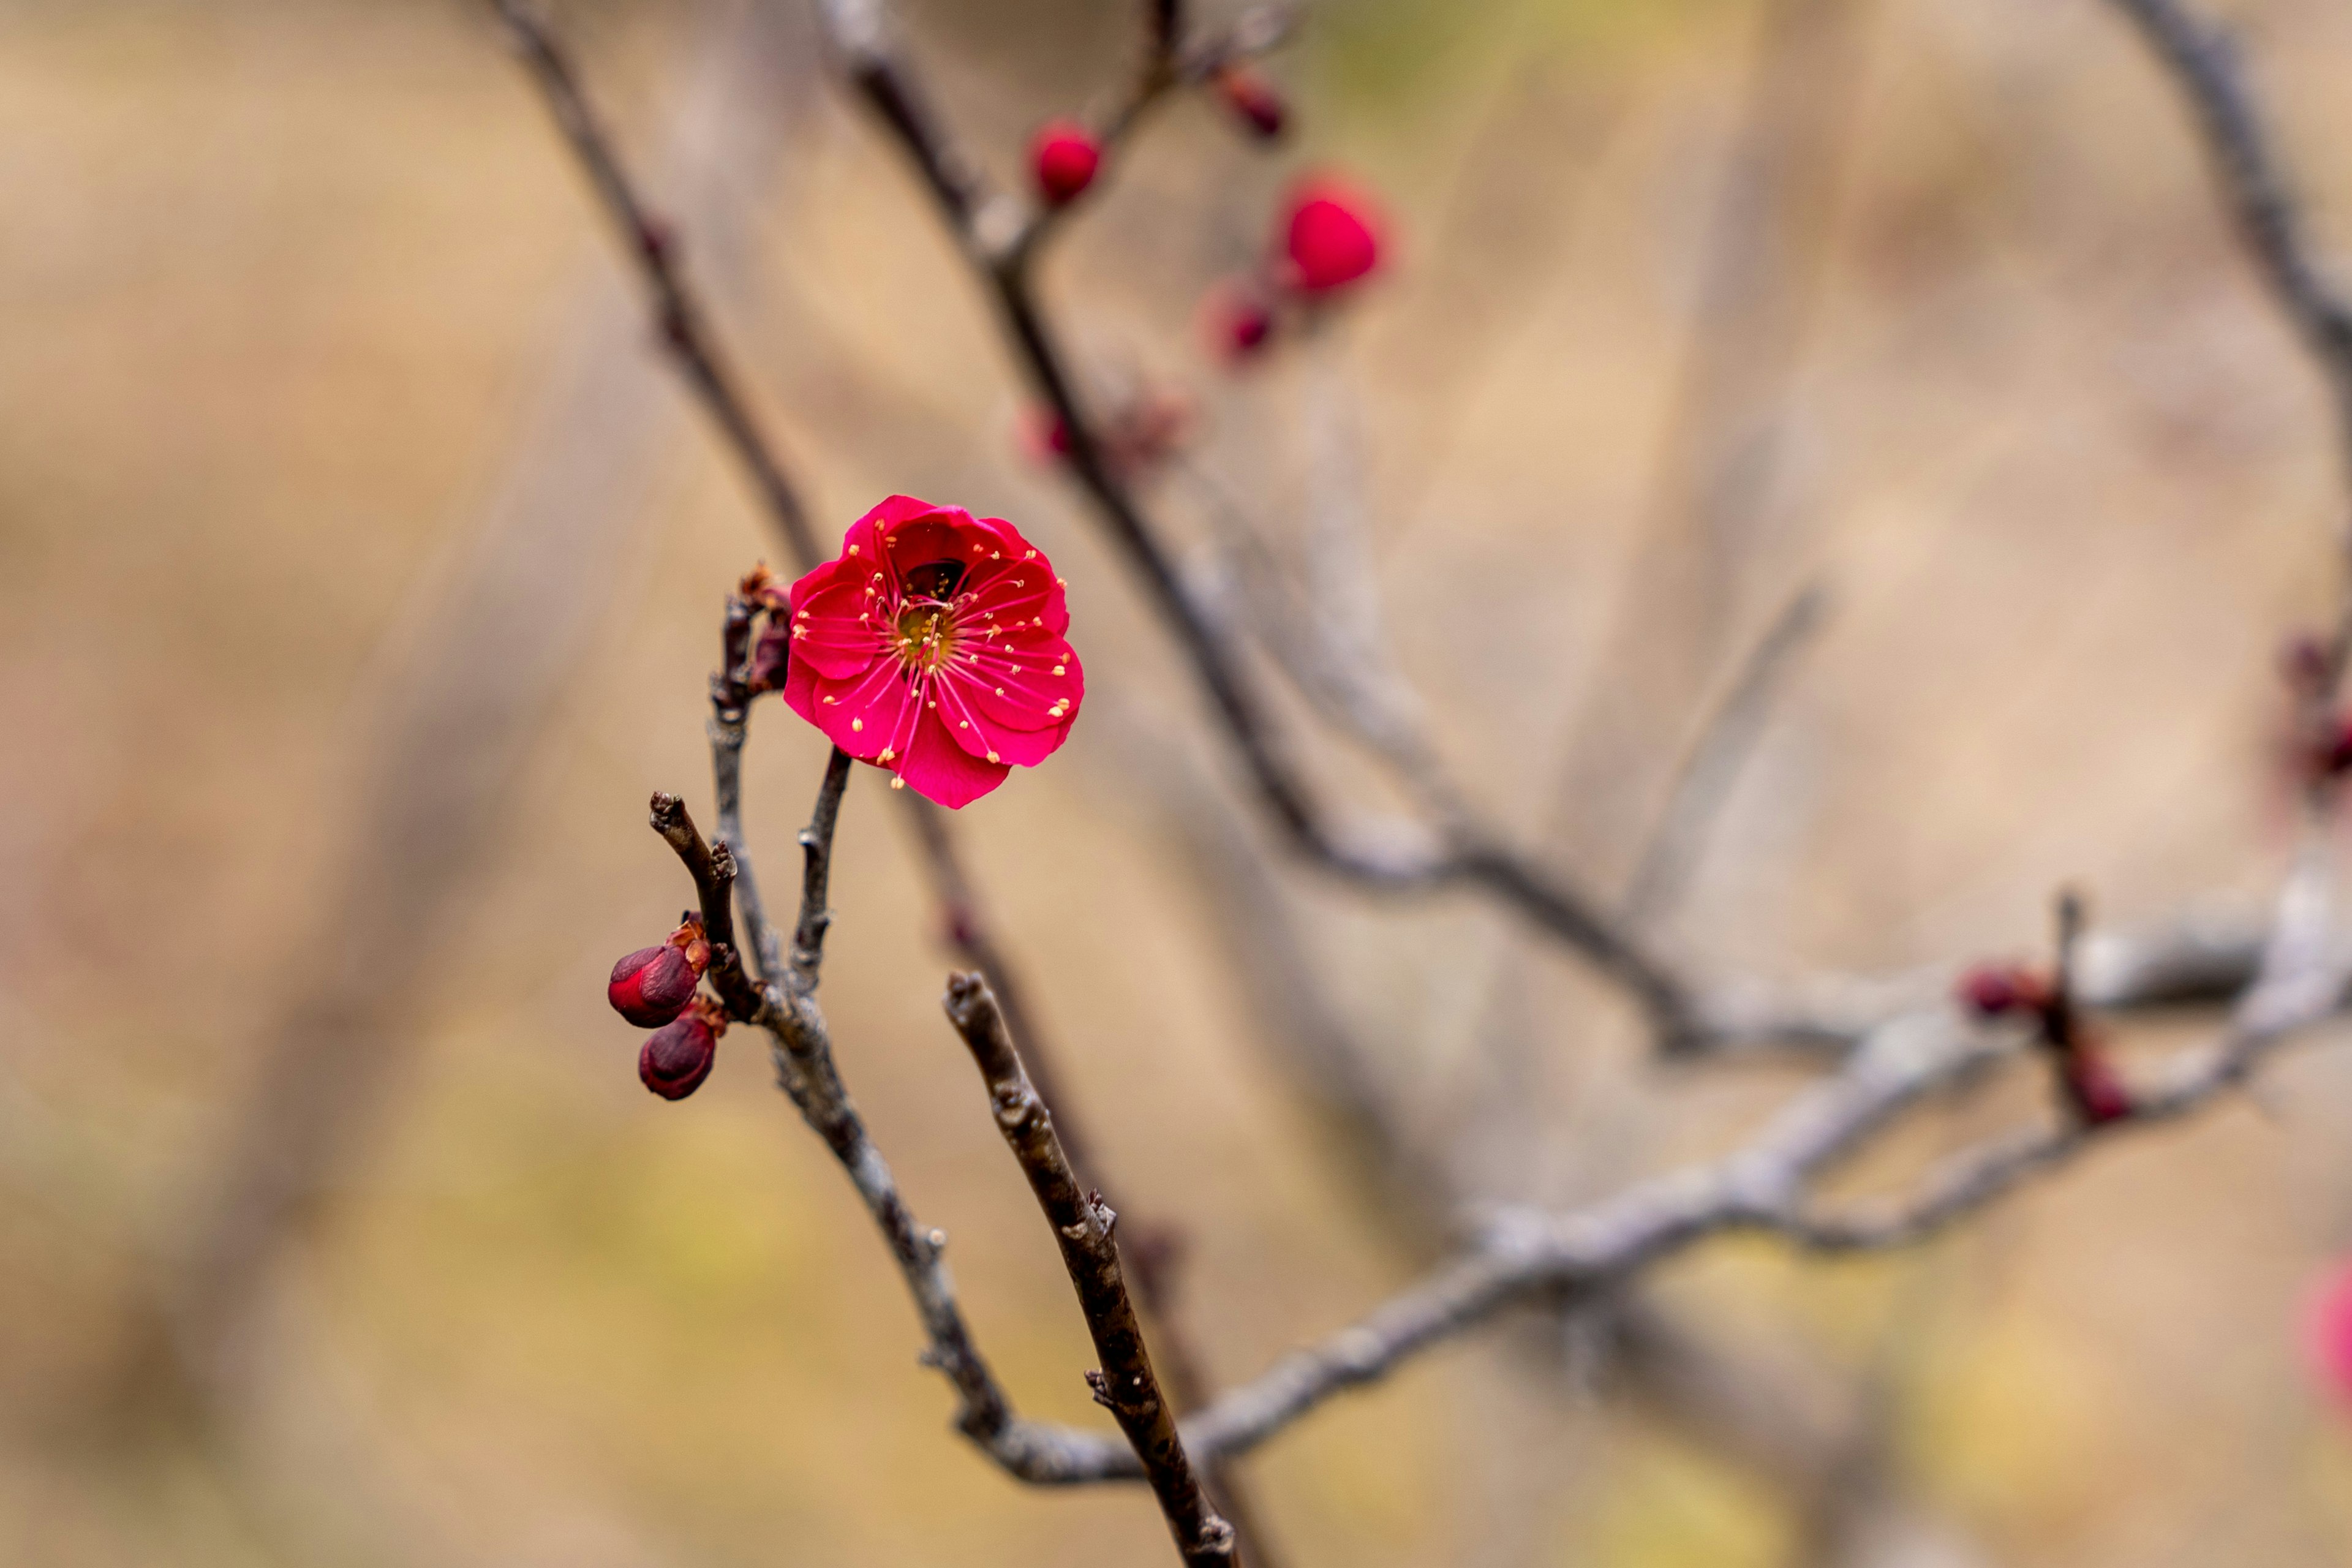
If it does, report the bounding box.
[791,748,855,992]
[2103,0,2352,480]
[1621,581,1828,933]
[943,974,1235,1566]
[899,747,1284,1563]
[491,0,818,567]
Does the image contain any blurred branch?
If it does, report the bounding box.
[1544,0,1871,892]
[1621,581,1828,934]
[491,0,819,566]
[2103,0,2352,485]
[818,0,1700,1042]
[942,975,1235,1567]
[967,839,2346,1479]
[117,2,809,1424]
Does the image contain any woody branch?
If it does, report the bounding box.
[942,974,1235,1565]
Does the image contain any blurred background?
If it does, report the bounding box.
[9,0,2352,1562]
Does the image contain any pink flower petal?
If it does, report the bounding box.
[787,565,887,680]
[899,702,1011,807]
[956,633,1082,733]
[2307,1260,2352,1406]
[787,650,919,764]
[933,669,1070,767]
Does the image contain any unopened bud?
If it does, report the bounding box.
[1212,65,1286,140]
[608,918,710,1027]
[1956,962,2048,1019]
[1200,278,1277,364]
[2319,717,2352,779]
[1017,407,1075,467]
[748,619,791,695]
[1029,121,1101,208]
[2283,632,2332,698]
[640,1001,723,1100]
[1278,175,1384,296]
[2064,1046,2133,1125]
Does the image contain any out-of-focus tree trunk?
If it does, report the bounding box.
[107,0,815,1428]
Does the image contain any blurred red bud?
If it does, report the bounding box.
[2064,1047,2133,1126]
[2283,632,2332,696]
[1278,175,1384,296]
[608,919,710,1027]
[2321,717,2352,778]
[1200,279,1277,364]
[639,1011,718,1099]
[1956,962,2046,1019]
[1017,407,1075,467]
[1030,121,1101,207]
[1212,66,1286,140]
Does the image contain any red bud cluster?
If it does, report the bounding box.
[1955,960,2133,1126]
[609,917,725,1099]
[1197,174,1389,371]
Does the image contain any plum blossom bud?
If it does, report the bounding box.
[2318,717,2352,779]
[639,999,725,1100]
[608,917,710,1027]
[748,617,791,695]
[1017,407,1074,467]
[2063,1047,2133,1125]
[1030,121,1101,207]
[1200,278,1277,364]
[2283,632,2333,698]
[1278,175,1384,296]
[1956,963,2048,1019]
[1212,65,1286,140]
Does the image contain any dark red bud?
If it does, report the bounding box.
[2323,717,2352,778]
[1958,963,2025,1018]
[1212,66,1286,140]
[1957,963,2057,1020]
[2065,1048,2133,1125]
[1029,121,1101,208]
[1016,407,1074,467]
[639,1013,717,1100]
[638,217,677,266]
[748,620,790,695]
[608,920,710,1027]
[1200,279,1277,364]
[2283,633,2332,696]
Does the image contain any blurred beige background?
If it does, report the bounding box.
[9,0,2352,1564]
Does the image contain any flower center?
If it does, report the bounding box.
[894,600,959,673]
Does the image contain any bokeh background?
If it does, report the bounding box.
[9,0,2352,1563]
